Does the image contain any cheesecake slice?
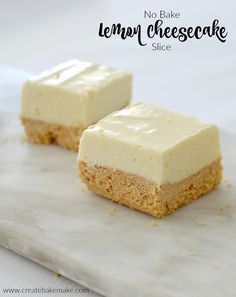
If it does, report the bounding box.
[78,103,222,218]
[20,60,132,151]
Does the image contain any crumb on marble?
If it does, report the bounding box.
[107,207,117,216]
[223,179,232,189]
[55,272,61,278]
[219,207,225,214]
[149,220,158,227]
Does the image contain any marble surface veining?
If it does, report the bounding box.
[0,68,236,297]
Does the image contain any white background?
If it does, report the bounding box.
[0,0,235,124]
[0,0,235,296]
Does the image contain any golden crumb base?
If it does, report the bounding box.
[79,159,222,218]
[21,117,84,151]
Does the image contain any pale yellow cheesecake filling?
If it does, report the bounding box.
[20,60,132,127]
[78,103,221,184]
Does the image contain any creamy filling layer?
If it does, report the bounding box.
[20,60,132,127]
[78,104,222,184]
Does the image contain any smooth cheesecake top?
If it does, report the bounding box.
[79,103,221,184]
[28,59,130,93]
[88,103,215,152]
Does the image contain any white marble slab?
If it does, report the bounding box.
[0,68,236,297]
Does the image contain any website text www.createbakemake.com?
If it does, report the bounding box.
[2,286,90,295]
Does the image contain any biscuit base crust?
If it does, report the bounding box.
[21,117,84,151]
[79,159,222,218]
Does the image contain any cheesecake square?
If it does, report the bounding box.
[78,103,222,218]
[20,60,132,151]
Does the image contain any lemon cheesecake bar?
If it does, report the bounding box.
[78,103,222,217]
[20,60,132,151]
